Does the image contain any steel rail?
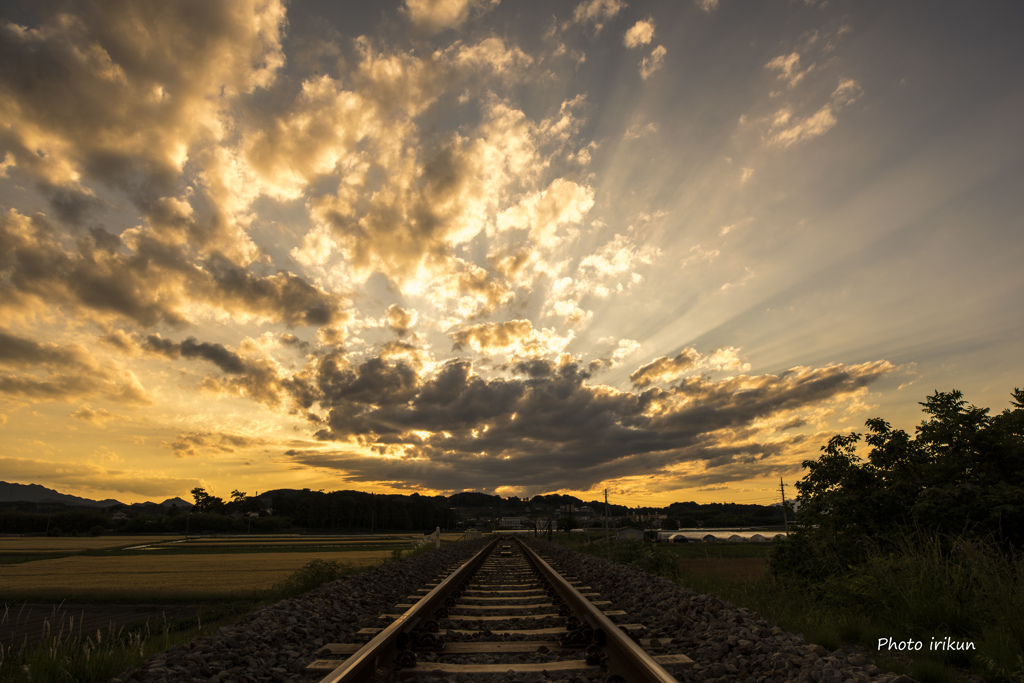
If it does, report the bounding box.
[515,538,680,683]
[317,536,499,683]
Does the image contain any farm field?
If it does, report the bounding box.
[0,533,445,600]
[0,549,394,599]
[0,536,183,554]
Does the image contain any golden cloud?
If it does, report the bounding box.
[451,320,573,359]
[0,0,286,198]
[624,19,655,48]
[405,0,500,34]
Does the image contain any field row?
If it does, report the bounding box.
[0,533,452,553]
[0,550,394,599]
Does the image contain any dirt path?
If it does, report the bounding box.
[0,603,203,647]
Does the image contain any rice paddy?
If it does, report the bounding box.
[0,533,429,600]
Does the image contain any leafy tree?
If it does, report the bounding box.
[776,388,1024,584]
[228,489,264,516]
[794,388,1024,546]
[190,487,225,514]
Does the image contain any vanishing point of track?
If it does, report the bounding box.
[306,536,692,682]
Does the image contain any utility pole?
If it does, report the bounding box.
[603,489,610,546]
[779,478,789,534]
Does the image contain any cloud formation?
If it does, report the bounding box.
[451,320,574,360]
[765,52,812,88]
[640,45,667,79]
[386,305,419,336]
[624,19,656,48]
[0,329,149,404]
[166,432,265,458]
[572,0,626,33]
[405,0,499,34]
[767,78,862,147]
[630,347,751,387]
[293,353,893,492]
[0,0,286,200]
[0,209,347,329]
[3,0,971,507]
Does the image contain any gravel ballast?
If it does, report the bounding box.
[531,541,915,683]
[111,539,915,683]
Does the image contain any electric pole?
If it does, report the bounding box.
[603,489,610,547]
[779,477,789,534]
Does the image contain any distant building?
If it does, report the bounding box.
[499,516,525,528]
[111,511,128,521]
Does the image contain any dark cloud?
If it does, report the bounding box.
[101,329,135,351]
[290,346,893,492]
[385,304,417,336]
[279,333,310,351]
[629,348,702,387]
[142,335,180,358]
[143,333,304,408]
[166,431,264,458]
[45,186,105,225]
[0,209,349,329]
[180,338,246,374]
[204,254,343,327]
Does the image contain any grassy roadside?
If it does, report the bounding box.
[555,535,1023,683]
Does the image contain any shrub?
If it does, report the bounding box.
[272,559,353,596]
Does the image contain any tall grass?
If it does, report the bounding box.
[0,604,236,683]
[268,558,359,597]
[0,553,376,683]
[560,533,1024,683]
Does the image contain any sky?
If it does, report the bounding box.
[1,0,1022,507]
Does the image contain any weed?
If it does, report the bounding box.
[270,558,357,596]
[0,603,250,683]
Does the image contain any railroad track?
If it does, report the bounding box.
[306,536,692,682]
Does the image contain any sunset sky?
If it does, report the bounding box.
[1,0,1022,507]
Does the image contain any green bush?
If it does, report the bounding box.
[271,559,354,596]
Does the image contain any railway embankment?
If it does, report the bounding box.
[111,538,914,683]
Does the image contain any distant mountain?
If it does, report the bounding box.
[0,481,123,507]
[160,497,193,508]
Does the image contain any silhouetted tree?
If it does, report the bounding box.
[795,388,1024,545]
[190,487,225,514]
[774,388,1024,583]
